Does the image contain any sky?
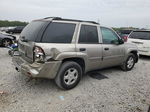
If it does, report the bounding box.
[0,0,150,28]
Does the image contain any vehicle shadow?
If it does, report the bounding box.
[87,71,109,80]
[139,55,150,61]
[85,66,122,80]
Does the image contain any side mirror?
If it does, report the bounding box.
[119,38,124,44]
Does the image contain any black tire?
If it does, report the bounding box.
[8,50,11,55]
[121,53,136,71]
[8,50,14,57]
[55,61,82,90]
[2,39,12,47]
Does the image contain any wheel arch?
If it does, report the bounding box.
[62,57,86,73]
[129,50,139,63]
[2,38,13,41]
[2,38,13,46]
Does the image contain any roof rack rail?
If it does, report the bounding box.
[58,19,99,24]
[43,17,62,20]
[43,17,99,24]
[83,21,98,24]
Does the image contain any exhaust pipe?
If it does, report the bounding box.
[15,67,20,72]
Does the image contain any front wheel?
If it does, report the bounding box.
[55,61,82,90]
[121,53,136,71]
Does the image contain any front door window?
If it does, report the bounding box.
[101,27,119,44]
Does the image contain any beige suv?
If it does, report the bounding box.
[13,17,139,90]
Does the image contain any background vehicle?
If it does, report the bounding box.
[13,17,138,90]
[6,26,25,34]
[128,30,150,56]
[0,32,16,47]
[0,27,9,32]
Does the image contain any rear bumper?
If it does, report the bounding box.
[12,56,62,79]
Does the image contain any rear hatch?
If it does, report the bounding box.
[18,20,49,63]
[128,31,150,52]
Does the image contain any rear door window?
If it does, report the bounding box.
[129,31,150,40]
[78,25,99,43]
[42,22,76,43]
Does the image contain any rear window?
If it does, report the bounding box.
[41,22,76,43]
[129,31,150,40]
[20,21,48,42]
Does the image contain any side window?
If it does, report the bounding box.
[42,22,76,43]
[79,25,98,43]
[101,27,119,44]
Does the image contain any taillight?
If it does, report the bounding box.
[123,36,128,42]
[33,46,45,63]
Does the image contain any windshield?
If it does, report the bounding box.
[129,31,150,40]
[20,21,48,42]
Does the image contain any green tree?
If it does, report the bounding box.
[0,20,28,27]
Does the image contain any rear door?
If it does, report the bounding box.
[76,23,103,71]
[100,27,125,67]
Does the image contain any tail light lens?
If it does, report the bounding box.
[123,36,128,42]
[33,46,45,63]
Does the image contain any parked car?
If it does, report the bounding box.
[0,32,16,47]
[6,26,25,34]
[128,30,150,56]
[0,27,10,32]
[12,17,139,90]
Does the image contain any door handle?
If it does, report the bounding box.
[104,48,109,50]
[79,48,86,51]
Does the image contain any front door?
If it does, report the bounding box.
[100,27,125,68]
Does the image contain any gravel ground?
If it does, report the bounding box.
[0,47,150,112]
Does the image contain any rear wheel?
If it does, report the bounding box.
[2,39,12,47]
[121,53,136,71]
[55,61,82,90]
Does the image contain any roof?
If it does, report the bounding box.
[35,17,99,24]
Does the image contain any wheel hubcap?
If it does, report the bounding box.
[64,68,78,85]
[3,40,10,47]
[127,57,134,68]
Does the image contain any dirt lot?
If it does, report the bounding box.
[0,47,150,112]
